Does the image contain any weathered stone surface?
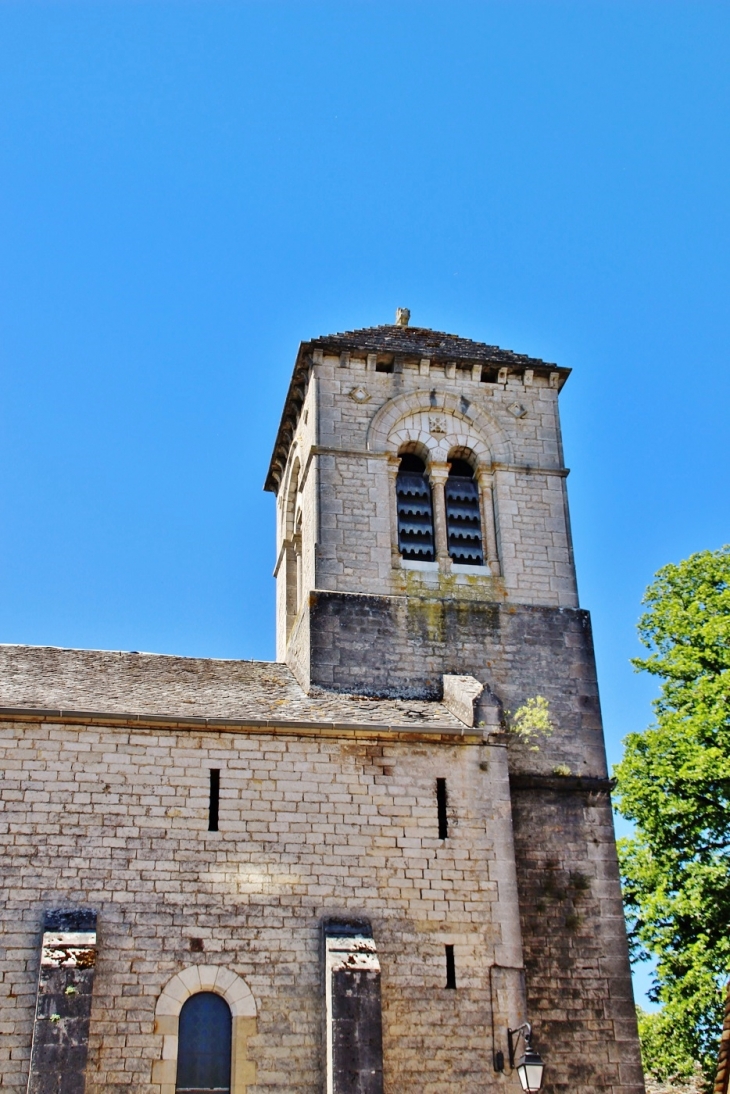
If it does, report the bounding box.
[27,910,98,1094]
[292,590,607,779]
[510,784,644,1094]
[323,920,383,1094]
[442,674,484,727]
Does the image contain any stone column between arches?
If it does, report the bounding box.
[427,461,451,570]
[476,466,501,575]
[386,454,401,563]
[152,965,257,1094]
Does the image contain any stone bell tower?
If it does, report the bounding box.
[265,312,644,1094]
[266,311,580,700]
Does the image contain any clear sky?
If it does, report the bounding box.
[1,0,728,1005]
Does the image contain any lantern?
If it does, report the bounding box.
[508,1022,545,1093]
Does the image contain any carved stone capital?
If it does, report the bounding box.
[386,453,401,478]
[475,466,495,488]
[427,461,451,486]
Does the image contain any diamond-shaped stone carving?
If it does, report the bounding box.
[507,402,527,418]
[349,386,371,404]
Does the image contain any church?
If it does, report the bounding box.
[0,313,643,1094]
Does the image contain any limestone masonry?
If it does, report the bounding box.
[0,318,643,1094]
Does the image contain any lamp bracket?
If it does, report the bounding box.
[507,1021,532,1068]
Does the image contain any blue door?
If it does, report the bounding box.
[176,992,232,1094]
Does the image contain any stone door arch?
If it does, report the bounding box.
[151,965,257,1094]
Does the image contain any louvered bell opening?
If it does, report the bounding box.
[446,476,484,565]
[397,471,435,562]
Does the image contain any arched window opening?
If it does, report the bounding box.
[284,459,301,641]
[294,510,303,613]
[396,454,435,562]
[446,459,484,566]
[176,992,232,1094]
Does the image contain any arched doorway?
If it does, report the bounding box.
[175,991,232,1094]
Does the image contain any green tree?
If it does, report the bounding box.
[614,545,730,1089]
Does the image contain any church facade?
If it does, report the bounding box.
[0,317,643,1094]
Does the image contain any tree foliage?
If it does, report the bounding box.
[614,545,730,1088]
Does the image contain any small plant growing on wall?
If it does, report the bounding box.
[505,696,554,750]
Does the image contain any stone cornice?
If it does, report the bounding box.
[509,774,613,794]
[0,705,486,743]
[304,446,570,477]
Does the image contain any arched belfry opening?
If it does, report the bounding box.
[396,453,435,562]
[446,458,484,566]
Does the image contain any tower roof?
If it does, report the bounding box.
[305,323,558,366]
[265,323,568,493]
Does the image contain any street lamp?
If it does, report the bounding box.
[508,1022,545,1093]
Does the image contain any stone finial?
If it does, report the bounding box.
[395,307,410,327]
[442,674,504,730]
[476,685,504,730]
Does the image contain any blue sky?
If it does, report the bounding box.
[1,0,729,1006]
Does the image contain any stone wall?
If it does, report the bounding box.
[0,718,524,1094]
[274,377,319,660]
[510,781,644,1094]
[296,591,607,780]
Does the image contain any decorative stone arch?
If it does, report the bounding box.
[447,444,480,472]
[281,448,301,540]
[151,965,257,1094]
[371,392,505,574]
[366,390,513,467]
[279,450,303,638]
[389,417,492,468]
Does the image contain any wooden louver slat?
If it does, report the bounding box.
[396,472,435,562]
[445,477,484,565]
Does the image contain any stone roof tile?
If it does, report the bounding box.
[0,644,464,732]
[308,324,556,366]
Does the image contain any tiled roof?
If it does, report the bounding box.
[307,324,556,367]
[0,645,464,733]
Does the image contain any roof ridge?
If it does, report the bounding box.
[305,324,556,364]
[312,323,502,341]
[0,641,281,667]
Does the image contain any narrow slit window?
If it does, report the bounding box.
[208,769,220,832]
[445,459,484,566]
[396,454,435,562]
[445,945,456,989]
[436,778,448,840]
